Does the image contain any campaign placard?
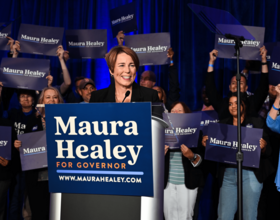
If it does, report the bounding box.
[18,130,47,171]
[18,23,64,56]
[163,112,202,149]
[110,2,137,37]
[215,25,265,60]
[264,42,280,61]
[45,103,153,197]
[269,46,280,85]
[205,123,262,168]
[0,57,49,90]
[0,22,12,51]
[125,33,170,66]
[65,29,107,59]
[200,110,219,135]
[0,126,12,160]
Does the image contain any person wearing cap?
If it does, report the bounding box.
[78,78,96,103]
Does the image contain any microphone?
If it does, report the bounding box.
[122,91,130,103]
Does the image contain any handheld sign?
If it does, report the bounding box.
[215,25,265,60]
[109,1,137,37]
[163,112,202,149]
[264,42,280,61]
[0,126,12,160]
[269,46,280,85]
[205,123,262,168]
[200,110,219,135]
[125,33,170,66]
[0,57,49,90]
[18,23,64,56]
[18,130,48,171]
[0,22,12,51]
[45,103,153,197]
[65,29,107,59]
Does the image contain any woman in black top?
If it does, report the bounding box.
[202,92,274,220]
[90,45,159,103]
[15,87,64,220]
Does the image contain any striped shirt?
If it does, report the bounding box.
[168,152,185,185]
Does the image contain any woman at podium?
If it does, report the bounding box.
[89,45,159,103]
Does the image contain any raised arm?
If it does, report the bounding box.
[267,85,280,133]
[57,46,71,95]
[116,31,125,46]
[250,46,269,112]
[165,48,180,110]
[205,49,224,113]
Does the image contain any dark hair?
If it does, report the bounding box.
[170,101,191,113]
[17,89,36,101]
[232,74,247,85]
[74,76,85,84]
[105,45,140,73]
[141,70,156,82]
[228,92,247,115]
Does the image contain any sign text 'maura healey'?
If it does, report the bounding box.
[54,116,142,166]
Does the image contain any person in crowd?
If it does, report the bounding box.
[64,76,86,103]
[164,101,204,220]
[90,45,159,103]
[202,92,274,220]
[78,78,96,103]
[0,119,17,220]
[14,87,64,220]
[256,84,280,219]
[116,31,180,110]
[205,47,269,120]
[201,86,214,111]
[153,86,164,102]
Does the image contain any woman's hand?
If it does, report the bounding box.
[12,41,20,57]
[0,157,9,166]
[14,140,22,149]
[202,135,208,147]
[165,145,169,155]
[116,31,125,45]
[181,144,194,159]
[260,46,267,62]
[209,49,218,64]
[46,74,53,87]
[260,138,267,153]
[6,36,14,51]
[56,45,65,61]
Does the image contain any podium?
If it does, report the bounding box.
[49,115,168,220]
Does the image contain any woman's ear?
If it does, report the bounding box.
[109,69,114,77]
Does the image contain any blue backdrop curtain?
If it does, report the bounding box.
[0,0,279,110]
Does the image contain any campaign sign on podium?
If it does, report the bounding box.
[46,103,153,197]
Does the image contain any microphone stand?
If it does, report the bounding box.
[225,34,244,220]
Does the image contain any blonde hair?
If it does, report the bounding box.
[36,87,64,117]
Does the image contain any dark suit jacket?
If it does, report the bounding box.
[90,82,159,103]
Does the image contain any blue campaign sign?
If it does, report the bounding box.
[18,131,48,171]
[205,123,262,168]
[109,1,137,37]
[269,46,280,85]
[163,112,202,149]
[0,126,12,160]
[0,57,49,90]
[0,22,12,51]
[45,103,153,197]
[199,110,219,135]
